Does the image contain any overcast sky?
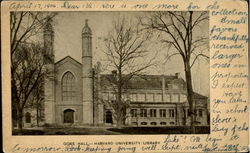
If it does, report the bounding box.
[52,12,209,96]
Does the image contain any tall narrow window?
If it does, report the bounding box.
[140,109,147,117]
[150,109,157,117]
[131,109,137,117]
[169,109,175,118]
[62,72,75,101]
[25,112,31,123]
[198,109,203,117]
[160,109,166,117]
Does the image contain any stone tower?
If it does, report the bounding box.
[82,19,93,124]
[44,18,55,124]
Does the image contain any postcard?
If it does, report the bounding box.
[2,0,248,152]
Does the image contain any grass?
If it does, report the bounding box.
[13,126,210,135]
[12,127,120,135]
[107,126,210,134]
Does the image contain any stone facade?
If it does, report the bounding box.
[43,19,98,125]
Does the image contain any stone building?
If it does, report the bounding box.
[100,73,208,127]
[20,19,208,127]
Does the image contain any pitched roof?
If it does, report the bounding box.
[100,74,185,90]
[55,56,82,66]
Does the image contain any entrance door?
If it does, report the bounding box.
[105,111,113,124]
[64,109,74,123]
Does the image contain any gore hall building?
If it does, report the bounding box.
[22,19,209,127]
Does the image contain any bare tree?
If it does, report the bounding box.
[11,12,56,134]
[27,80,44,127]
[101,17,156,128]
[140,11,209,133]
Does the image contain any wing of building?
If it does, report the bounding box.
[18,19,209,128]
[99,73,209,127]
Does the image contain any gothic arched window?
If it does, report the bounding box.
[62,71,75,101]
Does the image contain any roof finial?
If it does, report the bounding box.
[82,19,92,34]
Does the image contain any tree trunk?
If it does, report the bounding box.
[182,105,186,126]
[185,64,195,134]
[37,103,39,127]
[117,116,123,129]
[17,109,23,134]
[116,67,124,129]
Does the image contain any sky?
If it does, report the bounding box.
[52,12,209,96]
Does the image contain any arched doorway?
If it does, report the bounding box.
[105,111,113,124]
[64,109,74,123]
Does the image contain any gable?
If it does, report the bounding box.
[55,56,82,82]
[55,56,82,68]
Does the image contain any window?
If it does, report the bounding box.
[62,72,75,101]
[131,109,137,117]
[25,112,31,123]
[169,109,175,118]
[137,93,145,102]
[105,111,113,124]
[141,122,147,125]
[150,122,157,125]
[172,94,179,102]
[165,94,171,102]
[160,109,166,117]
[140,109,147,117]
[155,94,162,102]
[170,122,175,125]
[146,93,154,102]
[198,109,203,117]
[160,122,167,125]
[130,94,137,102]
[150,109,157,117]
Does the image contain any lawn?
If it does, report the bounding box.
[107,126,210,134]
[13,126,210,135]
[13,127,120,135]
